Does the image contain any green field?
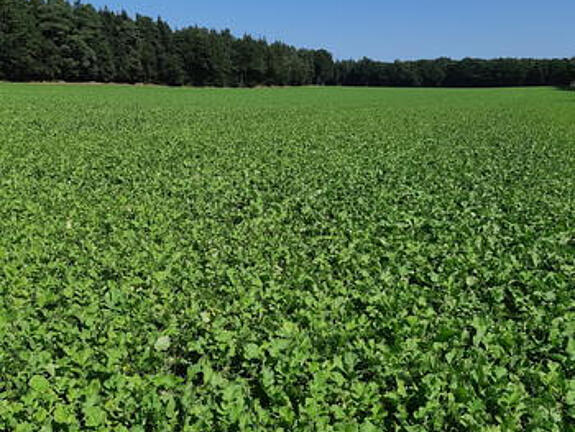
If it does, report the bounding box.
[0,84,574,431]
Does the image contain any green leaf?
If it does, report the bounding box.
[84,405,106,427]
[154,335,171,352]
[466,276,478,287]
[244,343,260,359]
[54,405,74,424]
[567,338,575,360]
[29,376,50,393]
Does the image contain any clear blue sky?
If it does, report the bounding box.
[88,0,573,61]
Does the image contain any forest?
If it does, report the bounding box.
[1,0,575,87]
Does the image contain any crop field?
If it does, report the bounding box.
[0,83,574,431]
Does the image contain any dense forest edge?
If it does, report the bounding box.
[1,0,575,88]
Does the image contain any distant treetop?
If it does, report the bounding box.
[1,0,574,87]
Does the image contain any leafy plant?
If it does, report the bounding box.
[0,84,573,430]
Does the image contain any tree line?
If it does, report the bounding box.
[1,0,574,87]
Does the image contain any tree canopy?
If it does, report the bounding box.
[1,0,574,87]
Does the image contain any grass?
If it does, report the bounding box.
[0,83,573,431]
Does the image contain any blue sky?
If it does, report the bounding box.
[88,0,573,61]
